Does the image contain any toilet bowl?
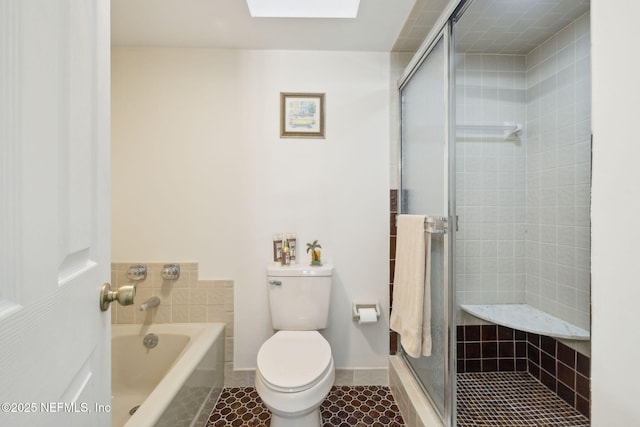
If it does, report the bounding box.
[255,331,334,427]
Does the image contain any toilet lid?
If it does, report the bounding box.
[257,331,332,392]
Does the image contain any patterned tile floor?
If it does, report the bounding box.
[205,386,405,427]
[457,372,590,427]
[205,372,589,427]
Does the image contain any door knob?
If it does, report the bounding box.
[99,283,136,312]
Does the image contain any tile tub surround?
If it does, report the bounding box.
[457,324,590,418]
[110,262,235,384]
[206,386,405,427]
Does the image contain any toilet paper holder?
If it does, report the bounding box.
[352,302,381,321]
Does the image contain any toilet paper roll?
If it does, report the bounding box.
[358,308,378,325]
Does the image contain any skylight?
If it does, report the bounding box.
[246,0,360,18]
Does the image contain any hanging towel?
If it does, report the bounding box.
[390,214,432,358]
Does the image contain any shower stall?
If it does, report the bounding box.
[396,0,591,425]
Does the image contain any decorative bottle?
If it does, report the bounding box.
[280,238,291,266]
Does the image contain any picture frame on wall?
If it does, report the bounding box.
[280,92,325,138]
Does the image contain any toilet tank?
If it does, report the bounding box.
[266,263,333,330]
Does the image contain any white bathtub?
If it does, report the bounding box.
[111,323,225,427]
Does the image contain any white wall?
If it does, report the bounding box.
[591,0,640,424]
[111,48,391,370]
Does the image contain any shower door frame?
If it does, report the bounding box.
[397,22,456,427]
[396,1,470,426]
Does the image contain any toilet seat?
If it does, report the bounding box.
[257,331,332,393]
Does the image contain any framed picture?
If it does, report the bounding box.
[280,92,325,138]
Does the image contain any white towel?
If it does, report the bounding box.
[390,214,432,358]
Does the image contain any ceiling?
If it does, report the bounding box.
[455,0,590,54]
[392,0,451,53]
[111,0,417,51]
[111,0,590,55]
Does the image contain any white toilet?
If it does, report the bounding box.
[255,263,335,427]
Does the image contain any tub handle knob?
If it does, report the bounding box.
[99,283,136,312]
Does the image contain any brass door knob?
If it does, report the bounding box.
[99,283,136,312]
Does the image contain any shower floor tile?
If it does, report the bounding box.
[205,385,405,427]
[457,372,590,427]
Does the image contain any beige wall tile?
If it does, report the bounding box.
[189,305,207,322]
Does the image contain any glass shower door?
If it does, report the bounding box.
[399,27,453,425]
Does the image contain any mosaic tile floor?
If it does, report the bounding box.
[457,372,590,427]
[205,385,405,427]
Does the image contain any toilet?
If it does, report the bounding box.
[255,263,335,427]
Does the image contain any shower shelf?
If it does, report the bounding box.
[460,304,590,340]
[456,122,522,140]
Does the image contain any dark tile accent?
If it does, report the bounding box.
[558,342,576,368]
[498,341,514,358]
[577,352,590,377]
[483,358,498,372]
[389,215,397,236]
[576,373,590,399]
[466,325,481,341]
[389,236,396,259]
[541,335,557,356]
[456,342,465,359]
[529,361,540,379]
[389,190,396,356]
[540,369,556,392]
[576,394,590,418]
[528,343,540,364]
[389,261,395,284]
[481,341,497,358]
[207,386,404,427]
[481,324,497,341]
[498,358,515,371]
[497,325,514,341]
[389,331,398,356]
[557,361,576,388]
[466,359,482,372]
[527,332,540,346]
[458,324,591,419]
[541,351,557,375]
[557,381,576,407]
[465,342,481,359]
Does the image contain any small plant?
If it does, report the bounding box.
[306,240,322,266]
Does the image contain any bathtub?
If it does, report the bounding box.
[111,323,225,427]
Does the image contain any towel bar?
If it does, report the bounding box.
[395,215,448,234]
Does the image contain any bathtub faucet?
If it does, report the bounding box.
[140,296,161,311]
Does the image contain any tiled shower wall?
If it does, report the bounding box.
[455,12,591,332]
[525,12,591,331]
[455,53,528,318]
[110,262,235,382]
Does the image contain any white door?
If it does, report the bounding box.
[0,1,111,426]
